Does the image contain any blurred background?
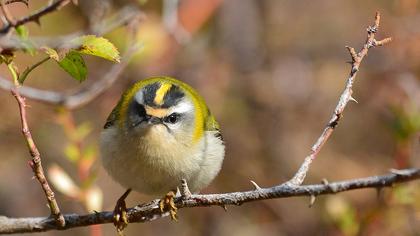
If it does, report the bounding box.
[0,0,419,235]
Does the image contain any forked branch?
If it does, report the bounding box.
[0,11,417,236]
[286,12,392,186]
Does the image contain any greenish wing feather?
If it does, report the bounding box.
[205,110,223,141]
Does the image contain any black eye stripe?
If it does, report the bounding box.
[128,101,148,127]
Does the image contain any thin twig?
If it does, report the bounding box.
[0,11,413,235]
[10,88,65,227]
[0,0,28,6]
[286,12,392,186]
[0,6,144,50]
[0,43,141,109]
[0,168,418,234]
[0,0,16,26]
[0,0,71,34]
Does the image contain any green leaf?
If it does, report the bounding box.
[58,51,87,82]
[72,35,120,62]
[16,25,29,39]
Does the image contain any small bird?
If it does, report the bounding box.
[100,76,225,229]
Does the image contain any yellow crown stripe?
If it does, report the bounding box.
[154,83,172,105]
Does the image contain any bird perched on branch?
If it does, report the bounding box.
[100,76,225,230]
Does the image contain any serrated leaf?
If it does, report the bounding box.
[58,51,87,82]
[72,35,120,62]
[41,46,60,61]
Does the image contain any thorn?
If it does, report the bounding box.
[180,179,191,199]
[349,96,358,103]
[34,18,41,26]
[321,178,329,185]
[375,37,392,46]
[309,195,316,208]
[250,180,262,190]
[345,46,357,61]
[220,205,227,211]
[389,168,407,176]
[374,11,381,28]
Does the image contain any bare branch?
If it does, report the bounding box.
[0,168,418,234]
[0,0,16,26]
[0,0,72,34]
[0,11,414,235]
[10,88,65,227]
[0,43,141,109]
[286,12,392,186]
[0,0,28,6]
[0,5,144,51]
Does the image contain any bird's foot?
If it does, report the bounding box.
[113,189,132,233]
[159,190,178,221]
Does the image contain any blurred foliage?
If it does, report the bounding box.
[0,0,419,236]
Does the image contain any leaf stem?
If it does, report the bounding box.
[18,56,50,84]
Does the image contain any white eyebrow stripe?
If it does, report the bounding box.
[170,100,194,114]
[135,91,144,104]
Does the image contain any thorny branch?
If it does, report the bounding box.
[0,168,419,234]
[286,12,392,186]
[0,0,141,231]
[0,10,417,235]
[0,6,144,50]
[10,88,65,227]
[0,0,71,34]
[0,5,143,109]
[0,0,28,6]
[0,43,141,109]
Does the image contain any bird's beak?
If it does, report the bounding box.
[147,116,162,125]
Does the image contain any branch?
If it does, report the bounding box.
[0,168,418,234]
[286,12,392,186]
[0,43,141,109]
[10,88,65,227]
[0,11,413,235]
[0,6,143,109]
[0,0,71,34]
[0,6,144,50]
[0,0,28,6]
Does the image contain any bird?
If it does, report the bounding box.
[100,76,225,230]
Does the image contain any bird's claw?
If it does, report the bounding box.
[159,190,178,221]
[113,189,131,233]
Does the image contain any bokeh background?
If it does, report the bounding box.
[0,0,419,235]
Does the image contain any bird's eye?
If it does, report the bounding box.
[164,113,179,124]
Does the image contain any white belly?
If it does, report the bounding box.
[100,127,225,196]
